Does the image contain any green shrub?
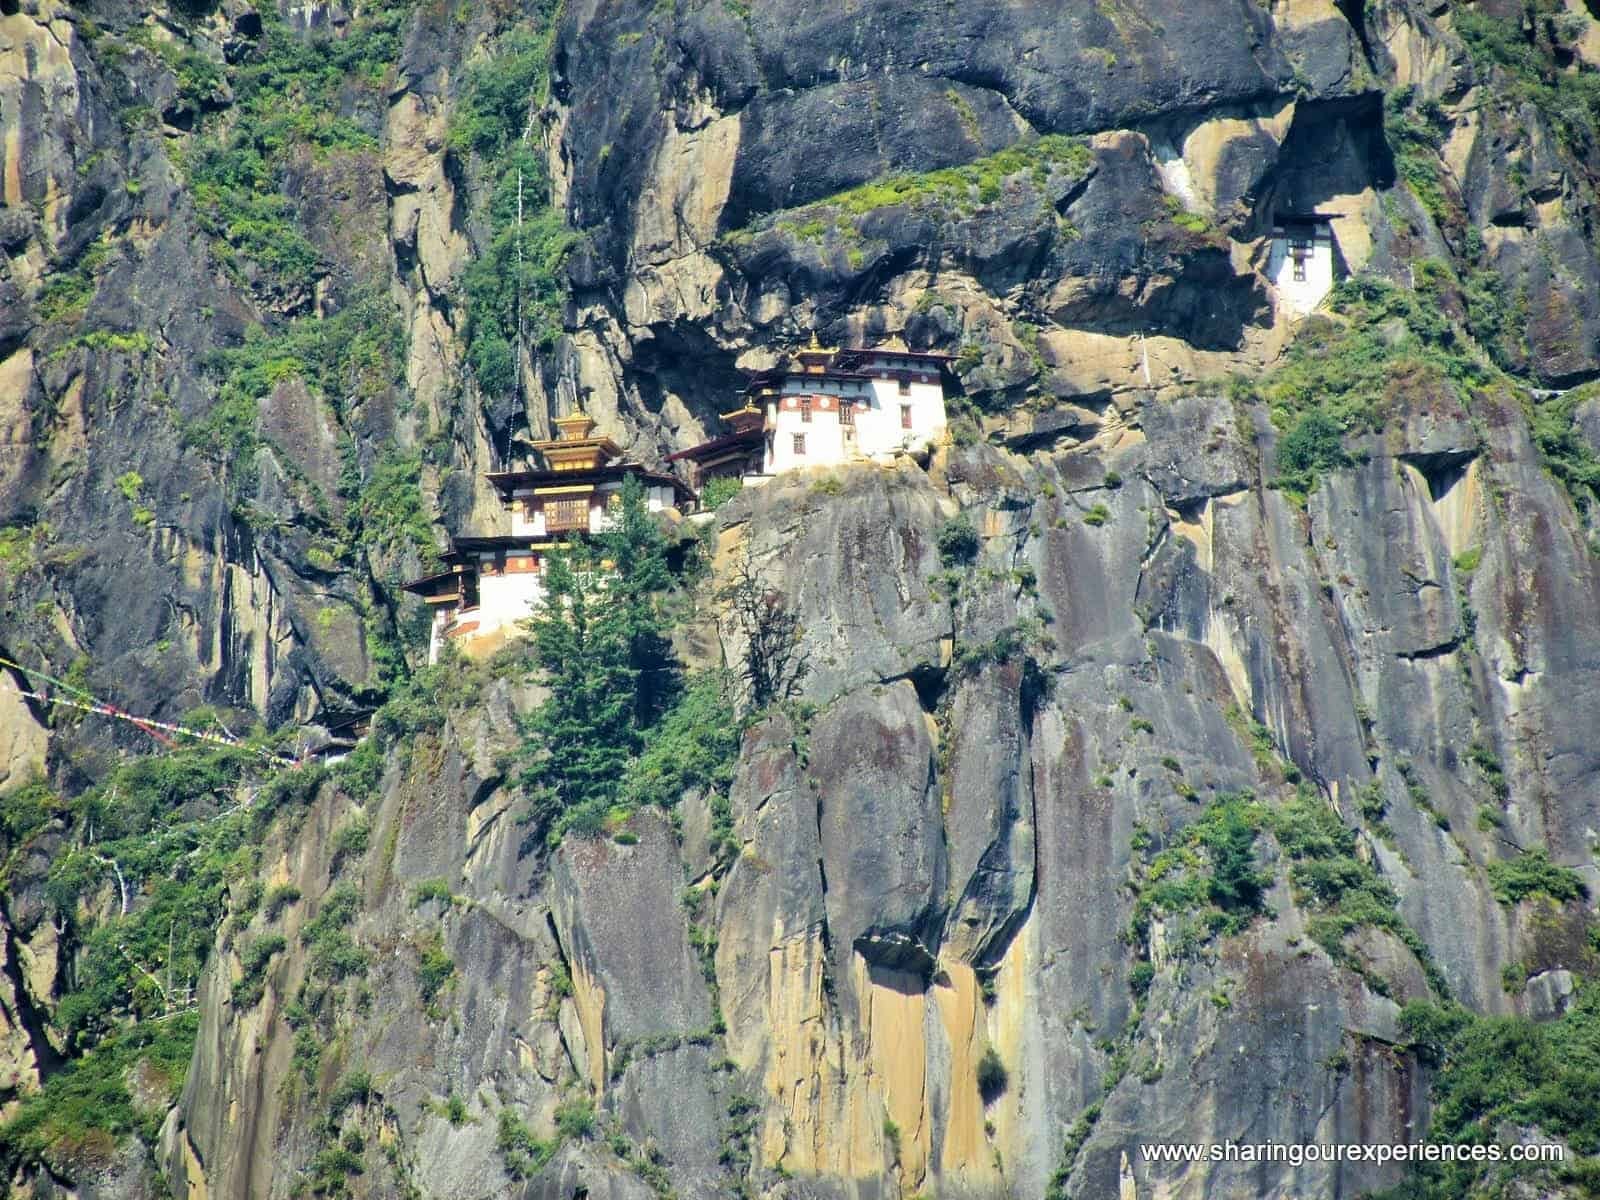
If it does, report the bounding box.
[263,884,302,921]
[330,816,370,869]
[554,1097,596,1140]
[1466,741,1510,803]
[410,878,454,908]
[328,1071,373,1118]
[1276,409,1351,495]
[288,1024,321,1084]
[417,941,455,1004]
[1230,279,1494,496]
[743,134,1090,227]
[301,885,368,981]
[1485,848,1587,906]
[1129,792,1268,950]
[936,515,981,566]
[1082,503,1110,527]
[1454,6,1600,159]
[699,475,744,511]
[0,778,56,844]
[1384,989,1600,1195]
[0,1013,198,1168]
[976,1046,1009,1101]
[231,934,287,1007]
[496,1108,556,1178]
[1529,383,1600,515]
[619,672,740,812]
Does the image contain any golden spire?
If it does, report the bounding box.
[552,409,597,442]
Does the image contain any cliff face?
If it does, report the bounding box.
[5,1,1600,1198]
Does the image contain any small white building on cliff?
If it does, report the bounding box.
[668,339,952,488]
[1267,211,1340,317]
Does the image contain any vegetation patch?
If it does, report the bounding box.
[1227,278,1495,499]
[519,478,743,845]
[936,514,981,566]
[0,1013,199,1174]
[450,12,575,396]
[1374,988,1600,1197]
[1485,848,1588,906]
[1127,792,1269,957]
[1527,381,1600,517]
[1267,789,1444,995]
[699,475,743,511]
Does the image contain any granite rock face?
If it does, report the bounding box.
[4,0,1600,1198]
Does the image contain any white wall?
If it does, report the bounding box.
[753,372,948,475]
[764,393,849,473]
[508,480,678,536]
[1268,227,1335,317]
[474,567,543,639]
[859,377,946,457]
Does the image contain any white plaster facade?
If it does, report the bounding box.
[426,549,546,663]
[507,480,680,537]
[1267,217,1337,317]
[758,351,948,475]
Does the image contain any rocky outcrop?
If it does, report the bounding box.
[6,0,1600,1197]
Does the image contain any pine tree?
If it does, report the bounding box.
[518,476,680,841]
[597,475,680,729]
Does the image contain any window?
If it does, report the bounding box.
[800,397,812,423]
[901,404,913,430]
[897,376,911,395]
[840,402,854,426]
[793,433,807,456]
[544,497,590,532]
[1293,259,1307,282]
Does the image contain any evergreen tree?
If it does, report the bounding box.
[519,475,680,840]
[521,550,638,837]
[598,475,680,727]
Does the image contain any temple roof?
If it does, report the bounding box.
[665,425,764,464]
[484,462,695,503]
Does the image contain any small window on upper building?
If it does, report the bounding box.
[900,404,913,430]
[800,397,812,423]
[793,433,807,456]
[840,402,854,426]
[897,376,911,395]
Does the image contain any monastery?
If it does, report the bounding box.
[404,339,953,662]
[1267,211,1340,317]
[667,338,951,489]
[403,413,691,662]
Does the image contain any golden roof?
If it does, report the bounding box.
[528,409,621,472]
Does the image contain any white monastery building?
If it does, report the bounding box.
[403,413,691,662]
[405,338,954,662]
[1267,211,1339,318]
[669,338,952,488]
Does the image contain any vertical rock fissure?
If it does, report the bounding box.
[543,910,583,1079]
[0,901,62,1076]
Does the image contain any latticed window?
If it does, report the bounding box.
[840,402,854,426]
[901,404,913,430]
[544,497,590,532]
[793,433,806,456]
[800,397,812,423]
